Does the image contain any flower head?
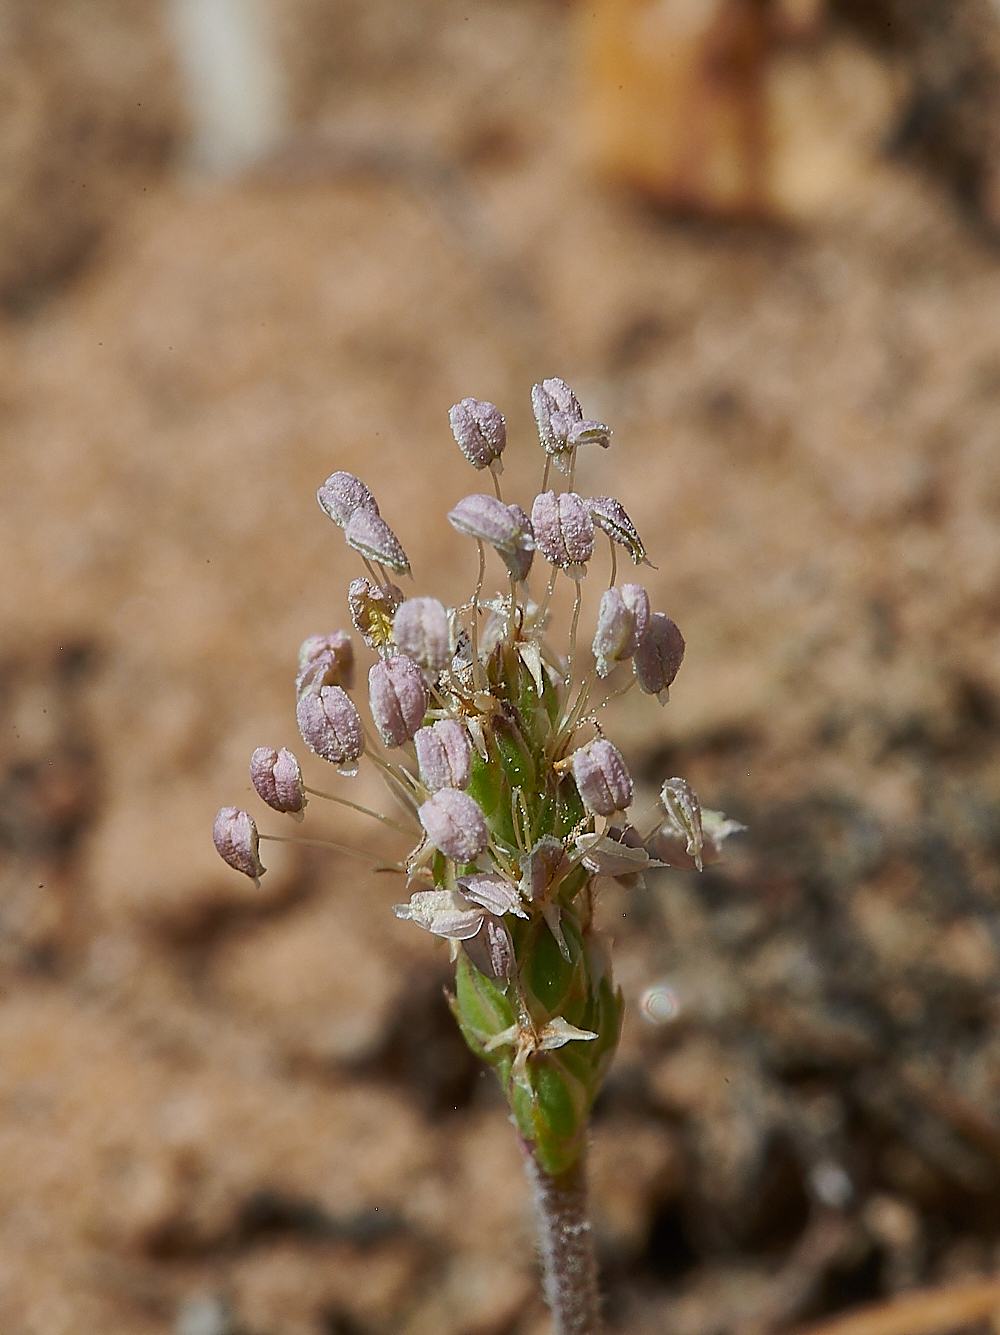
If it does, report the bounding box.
[215,379,741,1181]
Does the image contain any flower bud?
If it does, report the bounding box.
[448,493,534,557]
[501,504,535,583]
[658,777,705,871]
[449,398,507,473]
[568,419,612,451]
[368,654,428,747]
[530,490,594,575]
[317,472,378,528]
[296,685,364,767]
[456,872,528,917]
[578,826,649,887]
[345,509,410,576]
[587,496,648,565]
[348,577,403,649]
[571,739,633,817]
[543,377,582,418]
[592,584,650,677]
[532,379,611,473]
[415,719,472,791]
[634,613,685,700]
[519,835,569,901]
[250,746,306,816]
[213,807,265,884]
[653,800,745,872]
[532,380,577,469]
[463,914,514,981]
[393,598,451,674]
[394,888,486,939]
[418,787,489,862]
[296,631,354,697]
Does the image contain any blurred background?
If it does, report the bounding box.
[5,1,1000,1332]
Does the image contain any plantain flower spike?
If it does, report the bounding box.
[214,376,744,1300]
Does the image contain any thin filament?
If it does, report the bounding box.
[470,540,486,688]
[260,832,404,870]
[565,579,583,691]
[303,785,417,836]
[537,567,558,625]
[608,532,617,588]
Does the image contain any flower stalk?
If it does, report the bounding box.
[212,378,744,1331]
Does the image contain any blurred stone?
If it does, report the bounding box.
[209,878,405,1065]
[590,1116,683,1262]
[0,0,180,307]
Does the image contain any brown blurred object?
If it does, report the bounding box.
[577,0,1000,226]
[794,1275,1000,1335]
[8,0,1000,1331]
[0,0,180,309]
[579,0,781,218]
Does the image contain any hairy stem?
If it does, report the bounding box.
[525,1149,602,1335]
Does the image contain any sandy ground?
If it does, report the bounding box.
[4,2,1000,1332]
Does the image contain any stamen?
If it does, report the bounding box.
[541,455,551,492]
[259,832,405,871]
[491,469,503,502]
[607,531,617,588]
[470,540,486,688]
[537,566,558,625]
[565,578,583,691]
[511,787,526,854]
[557,665,598,742]
[302,785,418,836]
